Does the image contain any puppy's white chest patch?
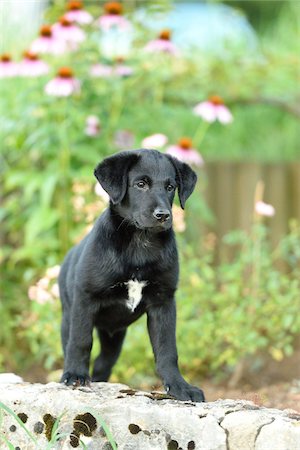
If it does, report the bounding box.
[124,279,147,312]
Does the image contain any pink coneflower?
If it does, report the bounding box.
[52,17,86,45]
[0,54,19,78]
[144,30,179,55]
[30,25,67,55]
[96,2,131,31]
[65,1,93,24]
[255,201,275,217]
[142,133,168,149]
[18,51,49,77]
[193,95,233,124]
[166,137,204,166]
[45,67,80,97]
[85,115,101,136]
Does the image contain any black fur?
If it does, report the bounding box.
[58,149,205,402]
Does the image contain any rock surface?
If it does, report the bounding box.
[0,382,299,449]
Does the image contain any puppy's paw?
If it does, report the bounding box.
[61,372,91,387]
[166,381,205,402]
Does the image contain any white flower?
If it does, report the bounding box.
[142,134,168,149]
[255,201,275,217]
[95,183,110,202]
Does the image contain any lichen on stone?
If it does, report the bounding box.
[17,412,28,423]
[43,413,57,441]
[33,421,44,434]
[73,412,97,437]
[128,423,141,434]
[167,439,179,450]
[70,429,80,448]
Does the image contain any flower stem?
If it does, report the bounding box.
[108,81,124,130]
[193,121,210,147]
[251,181,266,299]
[57,99,72,256]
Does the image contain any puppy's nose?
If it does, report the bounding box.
[153,208,170,222]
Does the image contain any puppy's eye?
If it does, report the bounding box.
[136,180,147,189]
[166,184,175,192]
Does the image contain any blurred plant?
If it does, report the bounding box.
[45,66,80,96]
[255,201,275,218]
[18,51,50,77]
[65,1,93,25]
[193,95,233,125]
[85,115,101,137]
[0,54,19,77]
[96,1,131,31]
[30,24,67,55]
[166,137,204,166]
[1,0,299,380]
[22,218,300,384]
[141,133,168,149]
[175,220,300,382]
[144,29,179,55]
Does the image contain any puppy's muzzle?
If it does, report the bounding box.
[153,208,171,223]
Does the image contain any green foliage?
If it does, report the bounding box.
[1,1,300,382]
[114,221,300,384]
[15,222,300,385]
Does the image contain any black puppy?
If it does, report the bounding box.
[58,149,205,402]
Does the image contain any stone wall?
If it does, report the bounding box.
[0,382,299,449]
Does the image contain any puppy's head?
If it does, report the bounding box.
[94,149,197,232]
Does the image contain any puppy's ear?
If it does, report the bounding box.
[166,155,197,209]
[94,151,139,204]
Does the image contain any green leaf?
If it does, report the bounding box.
[24,208,59,244]
[40,174,59,208]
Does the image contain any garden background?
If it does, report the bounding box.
[1,0,300,408]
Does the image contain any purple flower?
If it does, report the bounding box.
[18,51,49,77]
[65,1,93,24]
[166,137,204,167]
[96,2,131,31]
[0,54,19,78]
[144,30,179,55]
[193,95,233,124]
[45,67,80,97]
[30,25,67,55]
[85,115,101,136]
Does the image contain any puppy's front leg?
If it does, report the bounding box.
[61,291,94,387]
[147,299,205,402]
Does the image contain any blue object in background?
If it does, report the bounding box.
[138,2,258,55]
